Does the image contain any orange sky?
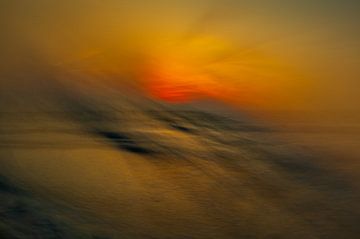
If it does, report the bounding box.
[1,0,360,111]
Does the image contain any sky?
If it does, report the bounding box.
[1,0,360,111]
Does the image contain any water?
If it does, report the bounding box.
[0,81,359,238]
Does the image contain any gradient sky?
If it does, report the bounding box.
[1,0,360,110]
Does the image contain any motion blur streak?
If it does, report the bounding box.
[0,0,360,239]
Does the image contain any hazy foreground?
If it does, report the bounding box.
[0,79,359,239]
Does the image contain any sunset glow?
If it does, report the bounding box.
[1,1,360,239]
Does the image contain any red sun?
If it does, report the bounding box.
[147,81,197,103]
[141,64,201,103]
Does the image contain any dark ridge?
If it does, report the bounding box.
[54,90,155,155]
[94,130,154,155]
[60,97,155,155]
[32,218,64,239]
[0,176,98,238]
[169,123,193,133]
[1,201,69,239]
[0,176,24,195]
[147,109,270,133]
[95,130,132,142]
[4,202,29,219]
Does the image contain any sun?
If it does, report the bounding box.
[141,59,203,103]
[126,34,299,108]
[139,36,230,103]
